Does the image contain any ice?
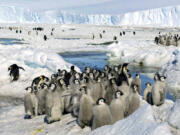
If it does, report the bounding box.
[87,104,172,135]
[0,5,180,26]
[0,44,80,98]
[0,24,179,135]
[107,41,180,94]
[167,99,180,129]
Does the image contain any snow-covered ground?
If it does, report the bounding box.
[0,24,180,135]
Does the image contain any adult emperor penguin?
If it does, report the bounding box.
[132,74,142,95]
[92,98,112,130]
[143,82,153,105]
[24,86,38,119]
[116,63,129,86]
[78,86,94,128]
[8,64,25,81]
[110,90,124,124]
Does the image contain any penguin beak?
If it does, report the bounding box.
[8,66,11,71]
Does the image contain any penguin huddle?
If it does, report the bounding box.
[154,33,180,46]
[24,64,167,130]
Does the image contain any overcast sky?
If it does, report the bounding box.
[0,0,180,14]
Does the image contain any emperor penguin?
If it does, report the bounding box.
[8,64,25,81]
[90,77,106,102]
[143,82,153,105]
[78,86,94,128]
[45,83,62,124]
[110,91,124,124]
[24,87,38,119]
[152,74,167,106]
[36,83,48,115]
[132,74,142,95]
[92,98,112,130]
[116,63,129,86]
[127,84,140,116]
[104,78,118,105]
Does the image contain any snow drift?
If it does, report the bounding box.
[0,5,180,26]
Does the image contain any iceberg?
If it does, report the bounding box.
[0,5,180,26]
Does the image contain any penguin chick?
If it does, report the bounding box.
[143,82,153,105]
[132,74,141,95]
[24,87,38,119]
[92,98,112,130]
[78,86,94,128]
[110,91,124,124]
[45,83,62,124]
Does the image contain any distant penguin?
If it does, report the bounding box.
[92,98,112,130]
[78,86,94,128]
[8,64,25,81]
[44,35,47,41]
[132,74,141,95]
[143,82,153,105]
[110,91,124,123]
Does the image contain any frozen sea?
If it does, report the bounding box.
[0,24,180,135]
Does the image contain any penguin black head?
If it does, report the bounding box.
[96,98,106,105]
[115,90,123,98]
[128,73,132,78]
[74,79,80,85]
[79,86,87,94]
[132,84,138,93]
[25,86,33,93]
[154,73,160,81]
[89,72,94,79]
[71,66,75,71]
[135,74,140,78]
[82,77,89,84]
[145,82,151,87]
[61,70,67,75]
[85,67,91,73]
[160,76,166,82]
[49,83,56,91]
[104,65,109,71]
[92,69,97,74]
[110,78,116,85]
[51,74,58,79]
[122,63,129,72]
[100,72,105,78]
[96,77,101,83]
[58,79,65,86]
[81,72,86,78]
[40,83,48,90]
[114,66,118,72]
[75,72,80,79]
